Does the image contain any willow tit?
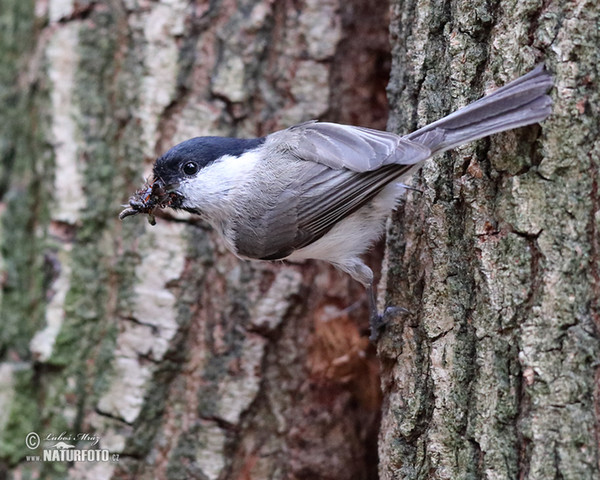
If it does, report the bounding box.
[121,65,553,340]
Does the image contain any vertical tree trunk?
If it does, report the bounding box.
[380,0,600,478]
[2,1,598,479]
[0,1,390,479]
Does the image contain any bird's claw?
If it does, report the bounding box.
[369,306,410,342]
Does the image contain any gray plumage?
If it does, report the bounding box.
[142,65,553,338]
[227,65,552,266]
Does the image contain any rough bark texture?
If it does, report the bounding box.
[0,1,390,479]
[380,0,600,479]
[2,1,599,480]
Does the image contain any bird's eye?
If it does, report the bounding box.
[183,162,199,176]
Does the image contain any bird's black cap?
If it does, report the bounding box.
[153,136,265,186]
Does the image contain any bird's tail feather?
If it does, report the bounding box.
[407,65,553,155]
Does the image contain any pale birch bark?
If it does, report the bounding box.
[0,1,389,479]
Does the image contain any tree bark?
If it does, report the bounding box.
[1,1,599,480]
[0,1,390,479]
[380,0,600,478]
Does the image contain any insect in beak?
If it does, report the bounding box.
[118,178,179,225]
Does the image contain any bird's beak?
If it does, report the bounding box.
[165,184,182,204]
[166,183,181,194]
[151,178,183,209]
[153,178,180,194]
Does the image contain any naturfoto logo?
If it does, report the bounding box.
[24,431,119,464]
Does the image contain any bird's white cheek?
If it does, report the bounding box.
[178,176,230,213]
[178,152,260,215]
[176,182,199,209]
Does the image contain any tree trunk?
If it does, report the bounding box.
[1,1,598,480]
[380,0,600,478]
[0,1,390,479]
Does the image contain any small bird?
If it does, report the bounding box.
[121,65,553,340]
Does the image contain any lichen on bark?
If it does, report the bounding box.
[381,0,600,478]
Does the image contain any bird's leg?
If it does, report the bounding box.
[342,260,408,341]
[366,283,409,342]
[366,283,385,341]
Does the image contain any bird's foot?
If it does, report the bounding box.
[369,306,409,342]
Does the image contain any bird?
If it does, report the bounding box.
[121,65,553,340]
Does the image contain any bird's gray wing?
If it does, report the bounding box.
[233,162,413,260]
[267,121,435,172]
